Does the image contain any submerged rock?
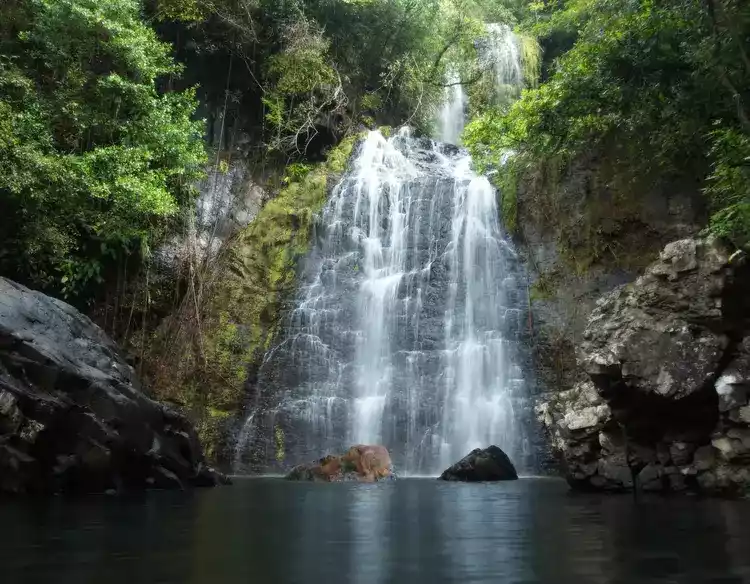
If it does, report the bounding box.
[438,445,518,482]
[537,238,750,496]
[0,278,227,495]
[286,445,393,482]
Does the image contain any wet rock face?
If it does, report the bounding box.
[517,149,704,407]
[438,445,518,482]
[0,278,227,495]
[286,445,393,482]
[537,238,750,496]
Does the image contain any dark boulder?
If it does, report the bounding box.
[0,277,228,495]
[438,445,518,482]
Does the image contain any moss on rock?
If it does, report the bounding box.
[144,134,361,464]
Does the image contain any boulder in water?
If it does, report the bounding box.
[286,445,393,482]
[439,446,519,481]
[0,277,228,495]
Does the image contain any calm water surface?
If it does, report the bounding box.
[2,478,750,584]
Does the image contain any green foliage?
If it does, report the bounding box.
[497,160,519,233]
[155,0,210,21]
[518,34,542,88]
[466,0,750,248]
[284,162,314,184]
[704,128,750,245]
[156,0,530,154]
[0,0,206,298]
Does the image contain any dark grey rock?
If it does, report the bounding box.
[517,147,704,400]
[693,445,716,472]
[580,238,733,401]
[638,463,664,492]
[0,277,226,495]
[536,238,750,496]
[438,445,518,482]
[669,442,695,467]
[716,338,750,411]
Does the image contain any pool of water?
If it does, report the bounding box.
[2,478,750,583]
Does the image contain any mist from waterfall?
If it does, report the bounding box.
[234,24,531,475]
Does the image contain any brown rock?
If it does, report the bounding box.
[286,445,394,482]
[342,445,393,482]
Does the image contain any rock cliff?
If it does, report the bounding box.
[0,278,226,495]
[517,151,704,393]
[536,238,750,495]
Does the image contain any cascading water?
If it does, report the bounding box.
[235,25,531,475]
[438,69,467,145]
[484,23,523,95]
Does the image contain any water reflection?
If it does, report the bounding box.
[439,482,531,581]
[720,500,750,582]
[528,492,750,584]
[1,479,750,584]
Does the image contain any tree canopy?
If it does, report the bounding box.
[0,0,206,297]
[464,0,750,246]
[155,0,525,155]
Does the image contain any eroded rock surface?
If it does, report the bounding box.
[438,445,518,482]
[0,278,227,495]
[537,238,750,496]
[286,445,393,482]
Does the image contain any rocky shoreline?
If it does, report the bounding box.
[6,236,750,498]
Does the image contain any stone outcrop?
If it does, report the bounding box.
[286,445,393,482]
[438,445,518,482]
[518,149,704,398]
[537,238,750,495]
[0,278,227,495]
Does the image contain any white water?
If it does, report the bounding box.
[437,24,523,143]
[485,23,523,97]
[438,69,467,145]
[235,23,531,475]
[437,153,523,471]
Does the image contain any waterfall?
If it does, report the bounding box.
[234,24,531,476]
[485,23,523,93]
[438,69,467,145]
[436,23,523,144]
